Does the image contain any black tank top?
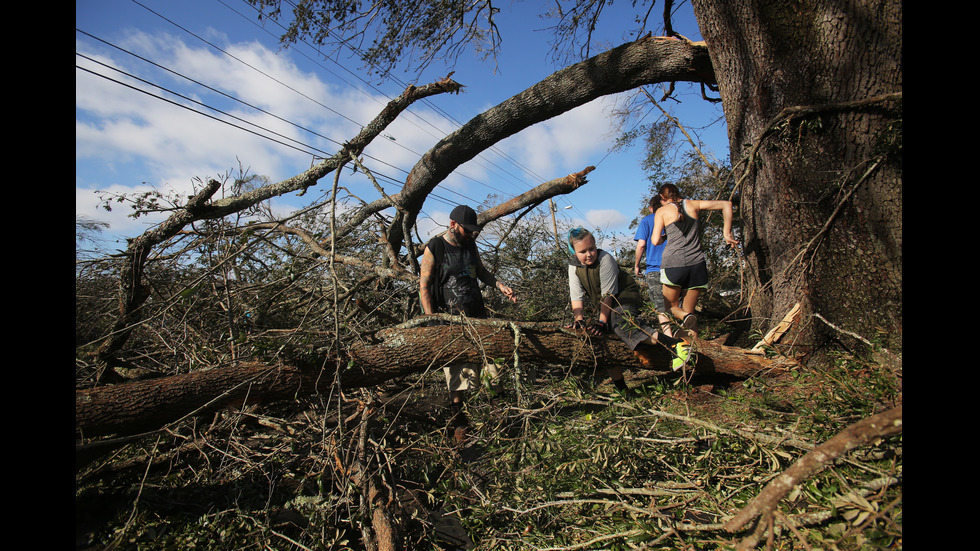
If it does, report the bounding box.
[426,236,487,317]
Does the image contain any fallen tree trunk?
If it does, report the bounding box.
[76,319,791,440]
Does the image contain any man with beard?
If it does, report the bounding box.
[419,205,517,443]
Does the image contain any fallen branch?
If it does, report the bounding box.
[723,405,902,538]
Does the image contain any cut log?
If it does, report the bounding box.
[76,319,792,439]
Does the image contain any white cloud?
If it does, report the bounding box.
[76,29,438,240]
[495,96,620,179]
[585,209,628,231]
[416,209,450,241]
[75,28,637,246]
[76,37,311,183]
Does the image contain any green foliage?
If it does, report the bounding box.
[426,350,903,550]
[76,175,401,383]
[248,0,503,76]
[479,209,577,322]
[78,154,897,551]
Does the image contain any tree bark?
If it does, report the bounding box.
[691,0,902,355]
[77,320,789,439]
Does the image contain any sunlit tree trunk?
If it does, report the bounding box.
[692,0,902,356]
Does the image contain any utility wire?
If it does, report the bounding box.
[76,27,485,208]
[80,0,610,232]
[76,52,336,158]
[76,27,351,147]
[226,0,571,198]
[117,0,500,210]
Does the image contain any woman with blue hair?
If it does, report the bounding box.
[566,227,691,383]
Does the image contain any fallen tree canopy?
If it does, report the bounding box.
[76,317,793,441]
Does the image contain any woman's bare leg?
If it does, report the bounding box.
[682,289,701,317]
[662,285,685,320]
[657,312,673,337]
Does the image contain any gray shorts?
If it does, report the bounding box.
[644,271,668,311]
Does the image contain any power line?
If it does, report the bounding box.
[78,0,598,230]
[224,0,550,197]
[76,52,337,158]
[119,0,505,209]
[76,28,350,147]
[76,34,412,191]
[76,62,333,159]
[76,36,493,215]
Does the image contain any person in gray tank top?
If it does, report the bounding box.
[650,184,738,335]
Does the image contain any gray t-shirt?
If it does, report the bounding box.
[661,200,706,268]
[568,250,620,302]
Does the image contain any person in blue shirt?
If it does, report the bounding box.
[633,195,674,337]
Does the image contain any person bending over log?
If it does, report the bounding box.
[565,228,692,391]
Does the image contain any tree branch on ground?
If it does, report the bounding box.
[77,321,793,441]
[723,405,902,539]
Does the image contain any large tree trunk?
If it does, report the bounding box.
[77,321,790,440]
[691,0,902,356]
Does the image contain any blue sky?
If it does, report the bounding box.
[76,0,728,251]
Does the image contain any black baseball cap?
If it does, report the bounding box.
[450,205,481,232]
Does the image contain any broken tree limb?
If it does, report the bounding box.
[375,35,714,254]
[477,167,595,225]
[317,166,598,262]
[723,404,903,537]
[230,167,600,289]
[76,319,789,440]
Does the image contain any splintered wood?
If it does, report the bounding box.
[749,302,801,355]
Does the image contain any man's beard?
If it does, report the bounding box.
[452,226,473,244]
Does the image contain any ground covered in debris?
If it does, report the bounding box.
[76,336,901,550]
